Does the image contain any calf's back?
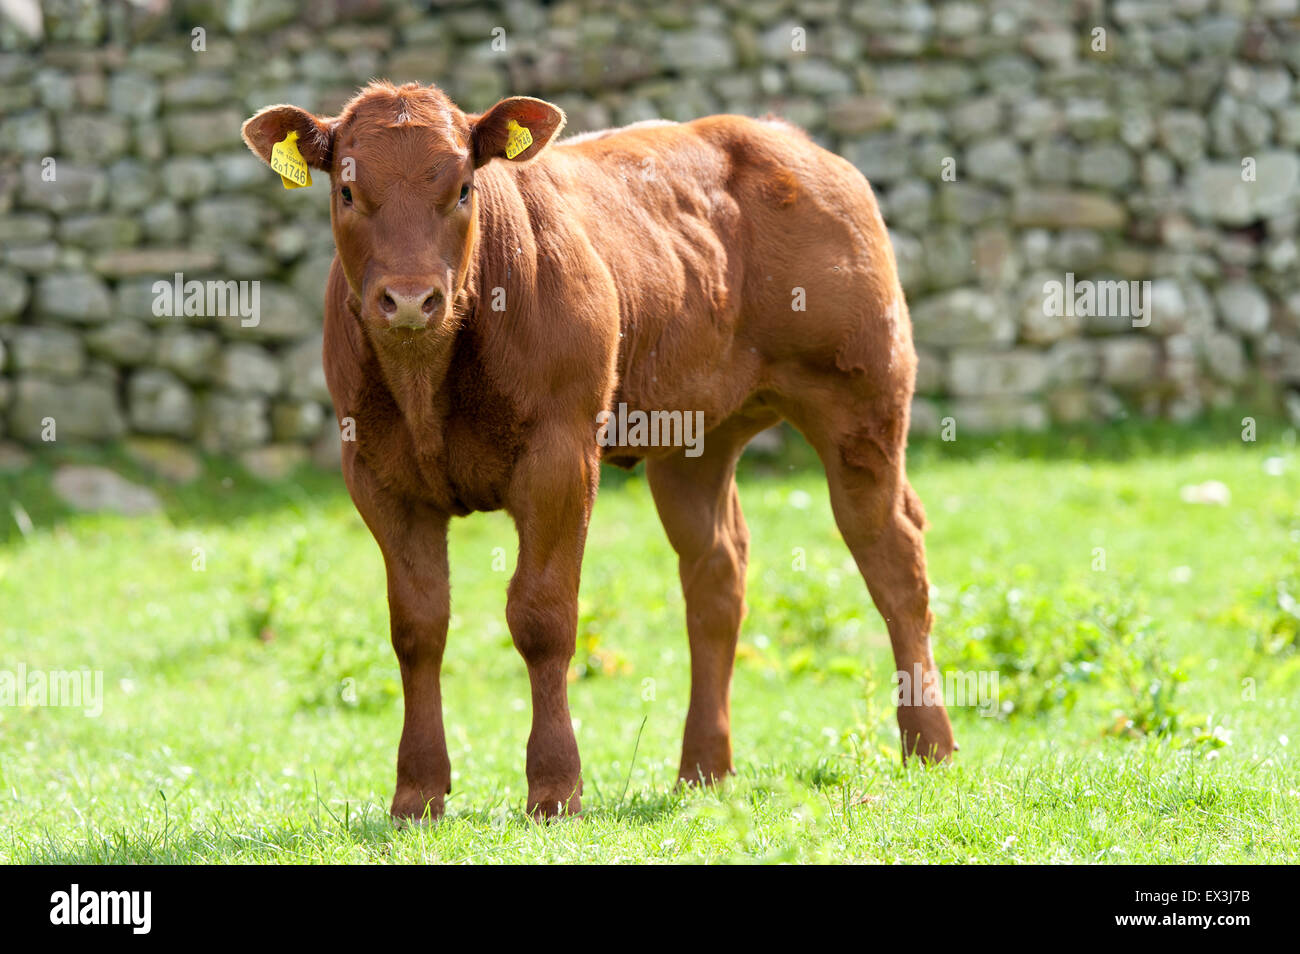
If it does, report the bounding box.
[323,112,907,510]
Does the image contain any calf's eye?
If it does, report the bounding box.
[340,186,352,205]
[458,184,470,205]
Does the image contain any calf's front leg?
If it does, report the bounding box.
[506,442,597,818]
[345,461,452,822]
[386,525,452,822]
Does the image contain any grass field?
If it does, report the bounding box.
[2,414,1298,863]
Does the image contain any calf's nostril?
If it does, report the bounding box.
[379,292,397,315]
[421,290,443,316]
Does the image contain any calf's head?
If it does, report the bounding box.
[242,81,564,333]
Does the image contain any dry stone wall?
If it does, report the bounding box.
[1,0,1298,466]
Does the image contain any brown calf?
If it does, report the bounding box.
[242,81,955,821]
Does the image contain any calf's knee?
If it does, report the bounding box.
[388,601,449,668]
[506,585,576,667]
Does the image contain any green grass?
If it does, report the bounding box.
[1,412,1298,863]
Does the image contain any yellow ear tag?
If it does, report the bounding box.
[504,119,533,160]
[270,131,312,189]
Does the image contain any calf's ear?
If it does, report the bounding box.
[241,104,335,170]
[470,96,566,167]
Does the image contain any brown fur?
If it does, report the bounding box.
[242,81,955,822]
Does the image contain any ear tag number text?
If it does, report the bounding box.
[271,131,312,189]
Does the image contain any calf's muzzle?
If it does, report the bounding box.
[371,279,447,329]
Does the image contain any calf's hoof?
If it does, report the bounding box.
[898,705,957,763]
[390,787,446,825]
[678,732,734,787]
[677,761,735,788]
[526,783,582,820]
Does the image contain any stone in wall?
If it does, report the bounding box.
[6,376,125,442]
[128,369,197,438]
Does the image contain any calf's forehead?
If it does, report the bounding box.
[333,90,472,182]
[336,125,470,193]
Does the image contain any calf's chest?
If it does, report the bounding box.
[350,346,530,515]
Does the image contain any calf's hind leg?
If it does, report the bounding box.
[783,399,956,762]
[646,412,776,784]
[838,474,956,761]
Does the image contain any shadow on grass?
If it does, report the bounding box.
[1,406,1291,546]
[16,807,394,864]
[16,785,697,863]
